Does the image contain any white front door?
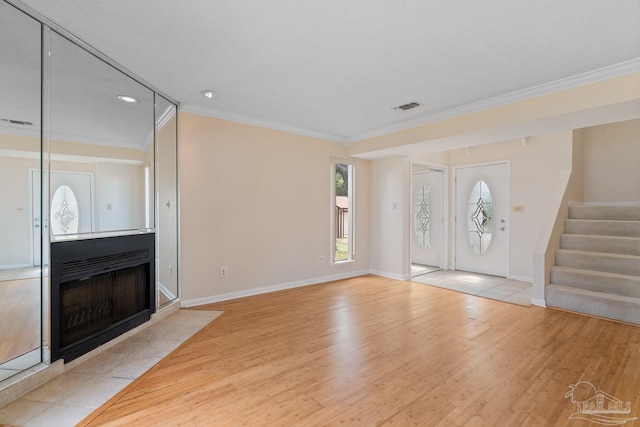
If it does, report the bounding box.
[455,163,509,276]
[412,169,444,269]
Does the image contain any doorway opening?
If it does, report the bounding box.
[411,163,446,278]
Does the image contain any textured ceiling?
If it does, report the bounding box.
[11,0,640,145]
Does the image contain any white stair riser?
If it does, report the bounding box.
[560,234,640,256]
[550,267,640,298]
[555,250,640,276]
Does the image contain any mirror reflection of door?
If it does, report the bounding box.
[31,171,93,265]
[411,165,445,277]
[31,170,48,266]
[455,163,509,276]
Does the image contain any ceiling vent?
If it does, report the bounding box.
[394,102,421,111]
[1,118,34,126]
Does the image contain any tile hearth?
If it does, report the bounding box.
[0,309,222,427]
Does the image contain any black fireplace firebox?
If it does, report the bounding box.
[50,233,156,363]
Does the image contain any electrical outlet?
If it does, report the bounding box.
[219,266,228,278]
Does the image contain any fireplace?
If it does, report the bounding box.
[50,233,155,363]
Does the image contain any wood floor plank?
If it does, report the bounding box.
[0,277,40,363]
[79,275,640,426]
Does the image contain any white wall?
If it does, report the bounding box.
[583,118,640,202]
[95,163,145,231]
[0,156,37,267]
[179,112,369,304]
[368,156,411,279]
[420,131,575,281]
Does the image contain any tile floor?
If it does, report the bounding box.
[411,269,532,306]
[0,309,223,427]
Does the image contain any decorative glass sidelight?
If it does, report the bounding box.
[414,185,431,249]
[467,180,494,255]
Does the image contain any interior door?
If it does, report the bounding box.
[455,163,509,276]
[411,168,444,269]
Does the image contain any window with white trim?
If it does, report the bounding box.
[331,159,355,263]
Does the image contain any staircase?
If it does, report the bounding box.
[546,204,640,324]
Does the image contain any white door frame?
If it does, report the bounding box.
[453,161,510,277]
[409,161,449,277]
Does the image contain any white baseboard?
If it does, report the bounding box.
[0,263,31,270]
[532,298,546,307]
[181,269,370,308]
[368,270,411,281]
[158,281,177,300]
[507,274,533,283]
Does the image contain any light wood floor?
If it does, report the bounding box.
[80,275,640,426]
[0,277,40,363]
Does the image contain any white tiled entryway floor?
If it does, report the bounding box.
[411,269,532,306]
[0,309,222,427]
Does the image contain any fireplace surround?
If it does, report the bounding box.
[50,233,156,363]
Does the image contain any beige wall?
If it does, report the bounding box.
[178,112,369,304]
[583,118,640,202]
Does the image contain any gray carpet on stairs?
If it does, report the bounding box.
[547,204,640,324]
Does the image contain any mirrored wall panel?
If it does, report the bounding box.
[155,95,178,306]
[48,30,155,239]
[0,1,43,380]
[0,0,180,383]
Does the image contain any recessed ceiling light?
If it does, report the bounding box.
[201,90,217,99]
[117,95,138,103]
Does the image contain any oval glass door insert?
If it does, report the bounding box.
[51,185,79,235]
[467,180,493,255]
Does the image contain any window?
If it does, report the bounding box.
[331,159,354,262]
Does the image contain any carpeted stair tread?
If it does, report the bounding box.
[569,205,640,221]
[560,234,640,256]
[564,219,640,237]
[550,266,640,298]
[547,284,640,324]
[555,249,640,276]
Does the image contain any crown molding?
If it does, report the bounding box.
[346,58,640,145]
[180,104,346,144]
